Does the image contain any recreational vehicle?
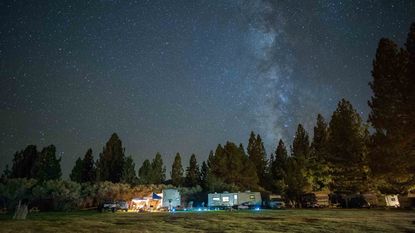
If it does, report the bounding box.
[207,191,261,209]
[162,189,181,210]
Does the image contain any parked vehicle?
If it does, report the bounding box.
[116,200,129,212]
[99,200,128,212]
[207,191,262,209]
[268,195,285,209]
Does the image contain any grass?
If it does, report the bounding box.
[0,209,414,232]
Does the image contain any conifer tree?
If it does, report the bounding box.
[310,114,331,191]
[70,157,83,182]
[150,153,166,184]
[328,99,369,194]
[96,133,125,183]
[10,145,38,179]
[138,159,152,184]
[80,149,95,183]
[32,145,62,181]
[247,132,267,188]
[171,153,184,187]
[285,125,311,205]
[121,156,137,185]
[209,142,259,190]
[185,154,200,187]
[200,161,209,190]
[368,25,415,192]
[270,139,288,194]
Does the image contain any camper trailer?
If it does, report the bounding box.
[385,195,400,208]
[207,191,261,209]
[162,189,181,210]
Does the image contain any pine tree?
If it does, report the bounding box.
[247,132,267,188]
[150,153,166,184]
[200,161,209,191]
[310,114,331,191]
[32,145,62,181]
[171,153,184,187]
[185,154,200,187]
[11,145,38,179]
[70,149,96,183]
[80,149,95,183]
[209,142,259,190]
[328,99,369,194]
[121,156,137,185]
[70,157,83,182]
[368,25,415,193]
[96,133,125,183]
[404,23,415,140]
[270,139,288,194]
[405,23,415,185]
[138,159,152,184]
[285,125,311,205]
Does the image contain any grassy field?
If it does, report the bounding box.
[0,209,414,233]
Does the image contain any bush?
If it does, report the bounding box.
[32,180,81,211]
[0,178,37,210]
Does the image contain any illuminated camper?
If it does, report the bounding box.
[207,191,261,208]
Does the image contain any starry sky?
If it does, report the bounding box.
[1,0,414,177]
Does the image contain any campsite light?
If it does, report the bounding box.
[197,208,202,211]
[254,207,260,211]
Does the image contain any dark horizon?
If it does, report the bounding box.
[1,0,414,177]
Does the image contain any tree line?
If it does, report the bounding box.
[1,23,414,205]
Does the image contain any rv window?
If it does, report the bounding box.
[222,196,229,202]
[391,198,396,201]
[250,195,255,199]
[234,195,238,200]
[212,197,220,201]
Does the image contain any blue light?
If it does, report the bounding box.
[197,208,202,211]
[254,207,260,211]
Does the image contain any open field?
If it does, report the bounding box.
[0,209,414,233]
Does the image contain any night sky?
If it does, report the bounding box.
[1,0,414,177]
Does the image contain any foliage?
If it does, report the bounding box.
[171,153,184,187]
[96,133,125,183]
[327,99,369,194]
[138,159,152,184]
[121,156,138,185]
[185,154,200,187]
[247,132,267,188]
[209,142,259,191]
[368,25,415,193]
[309,114,331,191]
[285,124,311,205]
[32,180,81,211]
[32,145,62,181]
[69,158,83,183]
[70,149,96,183]
[150,153,166,184]
[0,178,37,210]
[269,139,288,195]
[10,145,38,179]
[200,161,209,191]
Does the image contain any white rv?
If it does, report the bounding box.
[162,189,181,210]
[385,195,400,208]
[208,191,261,208]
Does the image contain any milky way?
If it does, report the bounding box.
[1,0,414,176]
